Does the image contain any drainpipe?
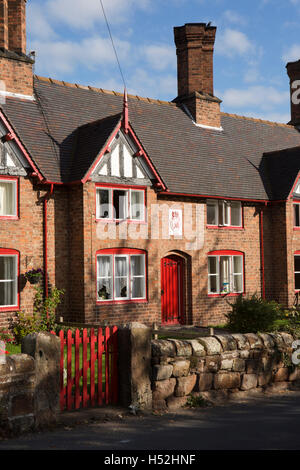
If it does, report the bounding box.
[260,204,266,299]
[44,183,54,300]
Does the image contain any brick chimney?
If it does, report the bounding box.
[0,0,34,98]
[173,23,222,129]
[286,60,300,127]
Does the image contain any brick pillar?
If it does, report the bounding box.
[8,0,27,55]
[22,332,60,428]
[118,323,152,410]
[0,0,8,50]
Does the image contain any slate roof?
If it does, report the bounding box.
[1,75,300,200]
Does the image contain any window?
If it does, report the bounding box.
[207,200,242,227]
[294,203,300,227]
[96,186,145,222]
[97,249,146,302]
[0,178,17,218]
[208,250,244,295]
[0,249,19,309]
[295,254,300,290]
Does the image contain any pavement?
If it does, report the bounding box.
[1,388,300,451]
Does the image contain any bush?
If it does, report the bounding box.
[225,294,283,333]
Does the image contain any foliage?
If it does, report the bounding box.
[11,286,65,344]
[225,294,283,333]
[185,394,210,408]
[0,328,14,344]
[24,268,43,283]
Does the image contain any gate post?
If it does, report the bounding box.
[22,332,60,428]
[118,322,152,410]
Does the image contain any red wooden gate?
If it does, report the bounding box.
[56,327,118,411]
[161,255,184,325]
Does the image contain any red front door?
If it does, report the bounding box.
[161,255,184,325]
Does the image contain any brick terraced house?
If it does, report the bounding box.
[1,1,300,328]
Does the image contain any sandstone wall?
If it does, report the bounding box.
[151,332,300,410]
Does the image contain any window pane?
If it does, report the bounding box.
[207,201,217,225]
[208,257,217,275]
[97,278,112,300]
[295,205,300,227]
[296,273,300,290]
[231,202,241,226]
[115,256,127,277]
[131,255,144,276]
[131,277,145,298]
[208,275,218,293]
[0,256,16,280]
[131,191,144,220]
[0,181,16,216]
[218,202,224,225]
[220,256,230,292]
[97,189,110,218]
[98,256,111,277]
[295,256,300,273]
[0,281,16,306]
[233,274,243,293]
[224,202,230,225]
[115,256,128,298]
[233,256,243,274]
[113,190,127,219]
[115,278,128,298]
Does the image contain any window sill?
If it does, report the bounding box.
[0,215,19,220]
[206,225,244,230]
[0,305,19,312]
[293,227,300,231]
[97,299,148,305]
[96,218,147,225]
[208,292,244,298]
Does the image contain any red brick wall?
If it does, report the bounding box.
[78,184,265,327]
[0,55,33,96]
[7,0,27,55]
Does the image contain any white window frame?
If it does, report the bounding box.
[294,203,300,227]
[97,252,146,302]
[0,254,18,308]
[207,200,242,227]
[208,254,244,295]
[295,255,300,291]
[0,178,17,218]
[96,186,145,222]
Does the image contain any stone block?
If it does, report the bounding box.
[258,333,275,349]
[152,364,173,381]
[11,393,34,417]
[231,334,250,350]
[170,340,192,357]
[246,359,261,374]
[279,332,294,347]
[244,334,263,350]
[220,359,233,370]
[196,373,213,391]
[172,360,190,378]
[185,340,206,357]
[273,367,289,382]
[193,358,206,373]
[215,334,237,351]
[198,337,222,355]
[289,368,300,382]
[232,358,245,372]
[205,355,221,372]
[151,340,176,358]
[7,354,35,374]
[258,372,272,386]
[214,372,241,390]
[175,375,197,397]
[241,374,258,390]
[152,378,176,400]
[152,399,167,411]
[167,396,188,410]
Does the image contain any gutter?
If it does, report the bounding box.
[43,183,54,300]
[260,204,266,299]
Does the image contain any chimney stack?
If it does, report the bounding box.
[173,23,222,129]
[286,60,300,127]
[0,0,34,98]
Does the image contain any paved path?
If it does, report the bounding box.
[1,391,300,451]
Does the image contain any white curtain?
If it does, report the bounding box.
[115,256,128,298]
[97,256,112,300]
[0,185,4,216]
[130,191,143,220]
[0,182,14,216]
[131,255,145,298]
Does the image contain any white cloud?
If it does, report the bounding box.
[141,45,176,71]
[223,10,247,26]
[215,28,255,58]
[221,86,289,111]
[31,36,131,75]
[127,69,177,99]
[27,3,57,40]
[282,44,300,63]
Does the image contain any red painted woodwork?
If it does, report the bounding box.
[55,327,118,411]
[161,255,184,325]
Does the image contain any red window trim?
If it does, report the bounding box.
[96,248,148,304]
[95,184,147,224]
[0,176,19,220]
[206,200,244,229]
[0,248,20,312]
[207,250,245,297]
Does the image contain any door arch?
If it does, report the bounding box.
[161,254,185,325]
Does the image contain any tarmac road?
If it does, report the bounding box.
[1,391,300,451]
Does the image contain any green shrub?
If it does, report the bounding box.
[225,294,283,333]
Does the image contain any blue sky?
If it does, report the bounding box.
[27,0,300,123]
